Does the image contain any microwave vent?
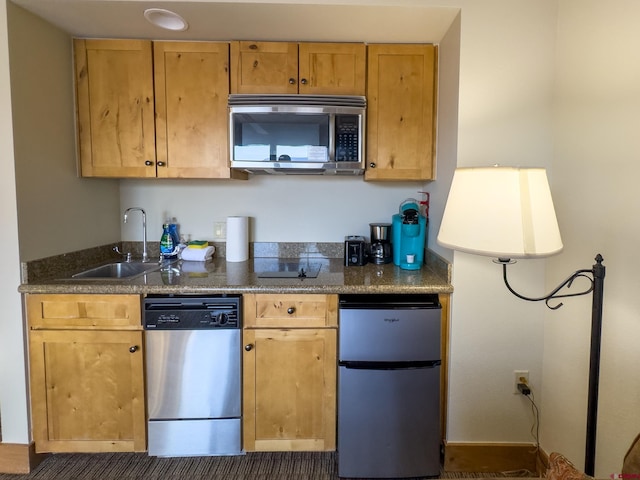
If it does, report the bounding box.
[228,94,366,108]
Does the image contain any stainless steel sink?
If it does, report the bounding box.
[72,261,162,279]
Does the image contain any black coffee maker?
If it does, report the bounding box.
[369,223,393,264]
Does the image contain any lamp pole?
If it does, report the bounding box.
[585,254,605,477]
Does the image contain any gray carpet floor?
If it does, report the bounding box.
[0,451,533,480]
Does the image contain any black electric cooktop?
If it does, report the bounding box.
[254,259,322,279]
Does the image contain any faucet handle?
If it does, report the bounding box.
[113,246,132,262]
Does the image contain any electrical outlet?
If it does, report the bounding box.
[514,370,529,394]
[214,222,226,240]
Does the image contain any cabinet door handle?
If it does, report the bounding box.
[300,78,308,85]
[288,78,296,85]
[244,344,254,351]
[287,307,295,315]
[129,345,139,353]
[369,162,377,168]
[145,160,153,166]
[157,161,166,167]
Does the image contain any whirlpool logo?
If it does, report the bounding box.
[383,317,400,323]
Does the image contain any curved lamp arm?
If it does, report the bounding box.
[499,256,602,310]
[497,253,605,476]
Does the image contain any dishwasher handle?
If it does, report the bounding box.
[338,360,441,370]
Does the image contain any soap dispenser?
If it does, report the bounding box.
[160,223,177,259]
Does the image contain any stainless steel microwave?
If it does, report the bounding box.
[229,95,366,175]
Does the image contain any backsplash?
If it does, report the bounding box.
[21,242,449,284]
[22,242,343,283]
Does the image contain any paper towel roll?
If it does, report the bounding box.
[226,216,249,262]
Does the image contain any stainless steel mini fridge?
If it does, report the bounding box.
[338,294,441,478]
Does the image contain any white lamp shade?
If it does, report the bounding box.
[437,167,563,259]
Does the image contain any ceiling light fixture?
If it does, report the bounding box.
[143,8,189,32]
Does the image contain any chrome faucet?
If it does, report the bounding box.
[123,207,149,263]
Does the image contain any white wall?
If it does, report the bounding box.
[427,11,461,262]
[543,1,640,474]
[0,1,122,444]
[0,0,29,445]
[443,0,558,444]
[9,3,120,262]
[121,177,432,244]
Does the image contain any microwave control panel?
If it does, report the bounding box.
[335,115,360,162]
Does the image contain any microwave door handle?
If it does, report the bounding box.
[329,113,335,162]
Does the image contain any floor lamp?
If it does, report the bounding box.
[437,166,605,477]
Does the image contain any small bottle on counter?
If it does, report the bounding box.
[160,223,177,259]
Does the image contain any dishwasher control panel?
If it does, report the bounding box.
[144,294,241,329]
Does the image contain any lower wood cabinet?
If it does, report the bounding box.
[24,291,447,455]
[242,294,338,451]
[26,294,145,453]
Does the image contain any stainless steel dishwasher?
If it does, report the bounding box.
[338,294,442,478]
[144,294,242,457]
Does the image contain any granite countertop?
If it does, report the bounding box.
[18,242,453,296]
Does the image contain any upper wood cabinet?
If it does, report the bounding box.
[74,39,245,179]
[365,44,437,181]
[73,39,437,180]
[74,39,156,178]
[154,41,241,179]
[230,41,366,95]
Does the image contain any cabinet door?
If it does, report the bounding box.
[230,41,298,94]
[154,42,244,179]
[243,328,337,451]
[298,43,366,95]
[29,329,145,453]
[74,39,156,178]
[365,44,437,181]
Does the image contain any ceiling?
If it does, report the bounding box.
[9,0,460,43]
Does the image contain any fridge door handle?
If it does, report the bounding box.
[338,360,441,370]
